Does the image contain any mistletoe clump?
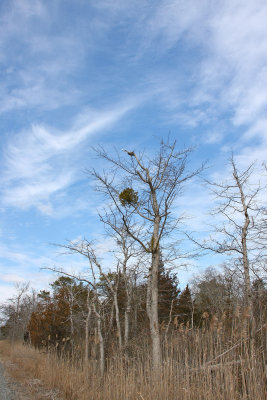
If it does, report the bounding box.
[119,188,138,207]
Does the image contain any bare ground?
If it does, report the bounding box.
[0,342,62,400]
[0,361,16,400]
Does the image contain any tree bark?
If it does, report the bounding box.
[93,304,105,377]
[241,213,252,309]
[114,291,122,350]
[69,291,74,357]
[97,317,105,378]
[149,248,161,369]
[85,286,91,364]
[233,165,252,310]
[124,297,131,347]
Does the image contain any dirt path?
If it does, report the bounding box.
[0,357,56,400]
[0,361,16,400]
[0,352,62,400]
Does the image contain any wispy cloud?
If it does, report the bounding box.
[0,241,91,281]
[1,101,137,212]
[124,0,267,152]
[0,274,26,284]
[2,1,267,145]
[0,0,86,114]
[198,1,267,125]
[90,1,267,156]
[143,0,208,51]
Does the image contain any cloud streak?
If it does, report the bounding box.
[88,1,267,155]
[1,101,137,212]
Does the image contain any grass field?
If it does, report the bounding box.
[0,316,266,400]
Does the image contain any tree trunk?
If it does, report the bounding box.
[149,248,161,370]
[124,299,130,347]
[93,302,105,377]
[85,286,91,364]
[234,166,252,310]
[69,292,74,357]
[123,263,131,348]
[234,166,255,338]
[114,291,122,350]
[242,214,252,309]
[97,317,105,377]
[85,315,89,363]
[108,301,114,331]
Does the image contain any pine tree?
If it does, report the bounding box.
[177,285,193,325]
[158,257,180,323]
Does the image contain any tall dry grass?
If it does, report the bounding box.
[0,312,266,400]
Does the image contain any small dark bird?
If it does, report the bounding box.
[122,149,135,156]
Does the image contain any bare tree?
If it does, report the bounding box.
[252,164,267,276]
[43,260,105,376]
[91,139,203,369]
[191,266,243,316]
[64,240,124,351]
[50,277,87,357]
[0,282,37,342]
[188,156,266,312]
[99,209,143,347]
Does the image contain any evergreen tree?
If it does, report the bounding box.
[176,285,193,325]
[158,257,180,323]
[252,278,267,322]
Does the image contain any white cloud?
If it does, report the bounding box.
[2,0,266,147]
[128,0,267,150]
[242,119,267,144]
[193,1,267,142]
[0,240,92,281]
[143,0,208,51]
[0,82,80,114]
[0,274,26,284]
[1,101,137,212]
[12,0,45,19]
[0,0,85,114]
[0,285,17,304]
[204,131,224,144]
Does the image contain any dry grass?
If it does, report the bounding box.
[0,317,266,400]
[0,341,63,399]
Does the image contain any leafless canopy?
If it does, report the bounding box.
[90,138,204,369]
[91,139,204,259]
[187,155,266,308]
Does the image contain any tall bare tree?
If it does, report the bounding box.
[99,209,143,347]
[0,282,37,342]
[44,257,106,376]
[189,156,265,312]
[92,139,203,369]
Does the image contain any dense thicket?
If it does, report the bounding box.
[1,266,266,353]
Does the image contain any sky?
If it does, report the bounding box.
[0,0,267,303]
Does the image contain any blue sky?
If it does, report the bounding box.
[0,0,267,302]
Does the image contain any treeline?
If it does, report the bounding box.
[1,264,266,400]
[1,264,266,353]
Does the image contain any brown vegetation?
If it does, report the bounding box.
[0,309,266,400]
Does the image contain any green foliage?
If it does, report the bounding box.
[51,276,75,289]
[37,290,51,302]
[176,285,193,324]
[158,256,180,323]
[119,188,138,207]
